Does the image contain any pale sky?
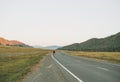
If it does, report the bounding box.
[0,0,120,46]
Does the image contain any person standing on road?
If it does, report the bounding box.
[53,50,55,55]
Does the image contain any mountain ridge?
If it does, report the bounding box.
[58,32,120,52]
[0,37,30,47]
[33,45,62,50]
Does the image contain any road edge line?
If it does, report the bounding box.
[51,54,83,82]
[97,67,109,71]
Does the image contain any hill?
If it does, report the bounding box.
[0,37,30,47]
[58,32,120,52]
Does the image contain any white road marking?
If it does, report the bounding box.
[97,67,109,71]
[51,54,83,82]
[32,73,42,82]
[47,64,52,68]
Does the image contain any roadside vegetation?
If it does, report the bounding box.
[0,46,51,82]
[63,51,120,63]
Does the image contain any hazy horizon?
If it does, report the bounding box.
[0,0,120,46]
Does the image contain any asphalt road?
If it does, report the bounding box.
[23,52,120,82]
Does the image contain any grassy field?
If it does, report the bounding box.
[0,46,51,82]
[63,51,120,63]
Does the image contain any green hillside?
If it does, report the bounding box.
[59,32,120,52]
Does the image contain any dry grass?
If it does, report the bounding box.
[63,50,120,63]
[0,46,51,82]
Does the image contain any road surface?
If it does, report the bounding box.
[23,52,120,82]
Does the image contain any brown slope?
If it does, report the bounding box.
[0,37,23,45]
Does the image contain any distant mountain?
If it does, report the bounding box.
[58,32,120,52]
[33,45,62,50]
[44,45,62,50]
[33,45,43,48]
[0,37,31,47]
